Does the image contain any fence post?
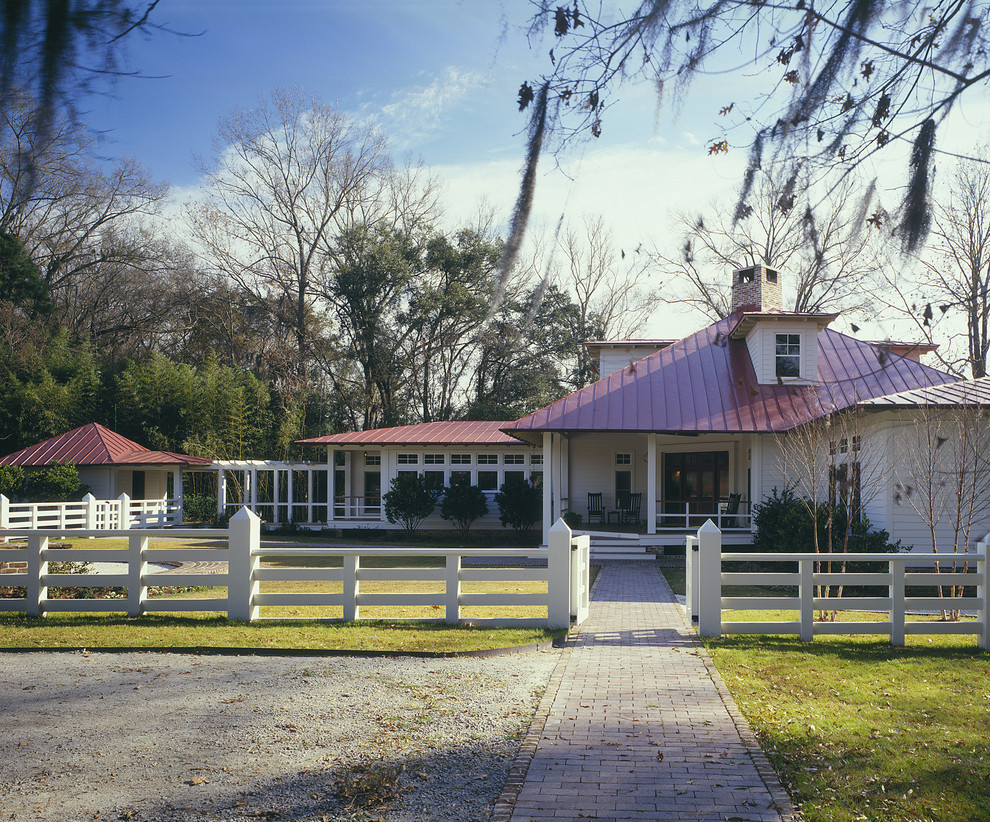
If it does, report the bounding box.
[26,534,48,617]
[799,558,813,642]
[697,519,722,638]
[228,506,260,621]
[0,493,8,542]
[445,554,461,624]
[890,557,906,647]
[127,533,148,617]
[548,518,572,630]
[117,493,131,530]
[685,535,698,624]
[978,538,989,651]
[81,493,96,530]
[343,555,359,621]
[570,535,590,624]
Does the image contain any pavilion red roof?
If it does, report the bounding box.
[0,423,213,467]
[297,420,529,447]
[504,316,959,441]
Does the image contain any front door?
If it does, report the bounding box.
[131,470,146,499]
[663,451,728,524]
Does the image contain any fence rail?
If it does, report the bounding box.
[0,493,179,532]
[0,511,589,629]
[686,521,989,648]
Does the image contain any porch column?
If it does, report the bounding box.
[542,432,553,543]
[173,469,183,524]
[287,467,295,524]
[307,467,314,524]
[217,467,226,517]
[327,448,335,524]
[647,433,657,535]
[273,467,280,524]
[749,435,762,532]
[249,468,258,512]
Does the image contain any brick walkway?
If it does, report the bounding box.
[498,561,798,822]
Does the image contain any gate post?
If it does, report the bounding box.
[697,519,722,638]
[228,506,260,621]
[548,518,572,629]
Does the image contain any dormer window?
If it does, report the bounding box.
[775,333,801,377]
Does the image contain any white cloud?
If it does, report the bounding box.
[375,67,488,150]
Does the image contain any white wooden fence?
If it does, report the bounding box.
[686,520,989,648]
[0,493,180,532]
[0,511,590,629]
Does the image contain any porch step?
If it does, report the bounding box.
[572,530,652,560]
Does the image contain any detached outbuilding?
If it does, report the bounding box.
[0,423,212,517]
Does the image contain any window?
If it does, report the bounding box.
[450,470,471,486]
[504,454,525,464]
[397,453,419,464]
[424,471,445,490]
[477,471,498,491]
[477,454,498,465]
[504,470,525,485]
[365,454,381,466]
[838,438,848,454]
[451,454,471,465]
[616,453,631,465]
[852,435,861,452]
[775,333,801,377]
[530,471,543,488]
[530,453,543,465]
[424,453,444,465]
[333,451,345,466]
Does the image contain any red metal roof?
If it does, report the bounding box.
[297,420,530,447]
[505,316,959,440]
[860,376,990,407]
[0,423,213,467]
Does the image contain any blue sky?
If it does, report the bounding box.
[78,1,990,342]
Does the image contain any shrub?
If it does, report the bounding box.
[22,463,88,502]
[563,511,582,529]
[383,473,441,534]
[495,476,542,535]
[182,494,217,523]
[439,482,488,536]
[753,485,902,562]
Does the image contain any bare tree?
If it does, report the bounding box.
[894,403,990,619]
[655,170,878,321]
[876,158,990,378]
[774,401,885,619]
[191,86,439,396]
[555,215,661,385]
[0,91,190,357]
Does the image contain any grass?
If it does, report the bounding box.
[0,612,562,653]
[660,568,990,822]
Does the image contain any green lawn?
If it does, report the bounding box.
[659,568,990,822]
[0,612,563,653]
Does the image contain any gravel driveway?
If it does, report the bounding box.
[0,648,558,821]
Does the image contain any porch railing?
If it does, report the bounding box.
[658,498,751,530]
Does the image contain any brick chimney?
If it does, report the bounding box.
[731,264,782,314]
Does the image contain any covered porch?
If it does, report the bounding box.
[538,430,762,548]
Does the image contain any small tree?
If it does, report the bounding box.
[439,481,488,537]
[383,473,441,535]
[0,465,25,499]
[495,476,541,536]
[22,463,88,502]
